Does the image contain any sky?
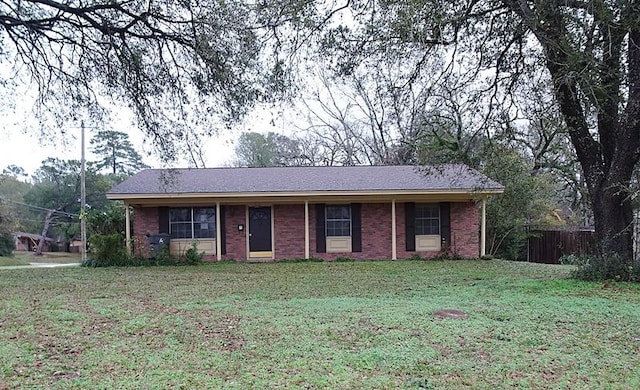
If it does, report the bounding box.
[0,103,290,177]
[0,52,298,177]
[0,125,231,176]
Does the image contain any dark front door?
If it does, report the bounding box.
[249,207,272,252]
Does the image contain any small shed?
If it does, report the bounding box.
[14,232,54,252]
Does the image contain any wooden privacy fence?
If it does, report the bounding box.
[527,229,596,264]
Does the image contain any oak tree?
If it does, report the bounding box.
[1,0,268,159]
[306,0,640,277]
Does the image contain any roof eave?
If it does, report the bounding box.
[106,188,504,201]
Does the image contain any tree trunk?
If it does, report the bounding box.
[591,179,635,272]
[504,0,640,280]
[35,209,55,256]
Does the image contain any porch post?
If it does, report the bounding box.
[216,202,222,261]
[480,196,487,257]
[125,204,132,256]
[304,200,310,259]
[391,199,397,260]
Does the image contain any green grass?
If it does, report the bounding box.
[0,251,81,267]
[1,260,639,389]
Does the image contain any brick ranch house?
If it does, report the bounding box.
[106,165,503,261]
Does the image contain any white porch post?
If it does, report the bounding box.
[304,201,310,259]
[125,204,132,256]
[216,202,222,261]
[480,196,487,257]
[391,199,397,260]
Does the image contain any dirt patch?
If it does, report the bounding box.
[198,314,245,352]
[433,309,469,319]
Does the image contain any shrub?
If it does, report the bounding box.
[84,236,203,267]
[84,233,128,267]
[86,203,126,236]
[152,244,171,264]
[181,241,204,265]
[431,248,464,261]
[0,233,15,257]
[560,253,640,282]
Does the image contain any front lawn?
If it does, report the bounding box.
[1,260,638,388]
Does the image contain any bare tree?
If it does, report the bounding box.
[293,0,640,277]
[1,1,268,160]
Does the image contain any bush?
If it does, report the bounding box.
[431,248,465,261]
[86,203,126,236]
[84,233,128,267]
[169,241,204,265]
[84,236,203,267]
[560,253,640,282]
[182,243,203,265]
[150,241,203,266]
[0,233,15,257]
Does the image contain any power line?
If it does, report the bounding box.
[0,197,79,218]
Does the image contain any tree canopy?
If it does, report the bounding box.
[0,177,18,256]
[302,0,640,276]
[90,130,148,175]
[1,0,273,160]
[233,132,306,167]
[24,157,112,254]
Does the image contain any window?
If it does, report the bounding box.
[415,204,440,235]
[169,207,216,239]
[325,205,351,237]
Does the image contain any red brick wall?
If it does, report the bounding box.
[359,203,392,259]
[222,205,247,261]
[132,207,159,258]
[451,202,479,258]
[310,203,392,260]
[273,204,305,258]
[396,202,479,259]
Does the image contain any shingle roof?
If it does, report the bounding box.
[107,164,503,197]
[14,232,54,242]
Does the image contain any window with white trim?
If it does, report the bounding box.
[169,207,216,239]
[325,205,351,237]
[415,204,440,235]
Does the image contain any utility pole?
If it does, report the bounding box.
[81,120,87,264]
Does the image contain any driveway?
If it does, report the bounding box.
[0,263,81,270]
